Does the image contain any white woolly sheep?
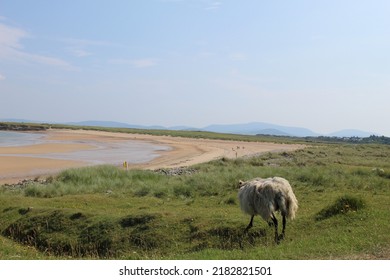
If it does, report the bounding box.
[238,177,298,243]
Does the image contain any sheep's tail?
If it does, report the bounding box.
[285,189,298,220]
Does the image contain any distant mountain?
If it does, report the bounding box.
[67,120,134,128]
[68,121,317,136]
[328,129,375,138]
[0,119,381,137]
[0,118,43,123]
[202,122,319,137]
[66,121,166,130]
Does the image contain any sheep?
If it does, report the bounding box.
[238,177,298,243]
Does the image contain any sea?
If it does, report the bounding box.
[0,131,45,147]
[0,131,170,165]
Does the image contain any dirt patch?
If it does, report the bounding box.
[343,246,390,260]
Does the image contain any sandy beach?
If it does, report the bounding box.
[0,129,304,184]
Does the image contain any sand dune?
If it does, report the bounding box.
[0,129,304,184]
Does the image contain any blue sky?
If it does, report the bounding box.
[1,0,389,136]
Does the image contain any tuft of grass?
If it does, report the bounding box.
[315,195,366,221]
[23,165,165,198]
[223,197,237,205]
[134,186,151,197]
[120,214,156,228]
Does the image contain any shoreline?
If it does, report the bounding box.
[0,129,304,184]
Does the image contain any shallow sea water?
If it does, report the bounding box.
[0,131,45,147]
[0,131,170,165]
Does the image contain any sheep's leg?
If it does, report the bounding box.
[271,213,279,243]
[244,215,254,232]
[276,215,286,242]
[239,215,254,250]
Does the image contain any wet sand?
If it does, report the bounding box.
[0,129,304,184]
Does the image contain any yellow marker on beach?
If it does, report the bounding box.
[123,161,128,170]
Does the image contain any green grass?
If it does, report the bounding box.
[1,143,390,259]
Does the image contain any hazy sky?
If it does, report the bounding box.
[1,0,389,136]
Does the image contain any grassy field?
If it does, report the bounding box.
[1,139,390,259]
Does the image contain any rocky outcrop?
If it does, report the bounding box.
[1,177,50,190]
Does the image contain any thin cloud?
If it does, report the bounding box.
[68,48,93,58]
[24,52,72,68]
[132,59,158,68]
[60,37,120,58]
[109,58,158,68]
[60,38,114,46]
[0,22,73,69]
[205,1,222,10]
[0,22,27,49]
[0,73,5,81]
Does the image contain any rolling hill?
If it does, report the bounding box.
[0,119,377,137]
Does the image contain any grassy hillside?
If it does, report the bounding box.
[1,143,390,259]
